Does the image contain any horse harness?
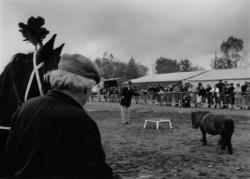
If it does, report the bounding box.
[0,53,44,131]
[201,112,211,132]
[24,52,44,101]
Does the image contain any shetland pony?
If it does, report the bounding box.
[191,111,234,154]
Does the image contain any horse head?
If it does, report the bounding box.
[36,34,64,73]
[191,111,210,129]
[0,34,64,126]
[35,34,64,93]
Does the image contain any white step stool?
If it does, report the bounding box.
[144,118,172,130]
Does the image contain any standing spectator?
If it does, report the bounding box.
[224,81,230,108]
[6,54,113,179]
[114,87,120,103]
[165,84,172,106]
[234,83,242,109]
[158,85,165,106]
[216,80,225,108]
[241,81,248,110]
[153,85,161,104]
[120,81,137,124]
[168,84,173,92]
[173,85,181,106]
[205,84,212,108]
[183,83,189,93]
[196,83,206,107]
[151,86,158,104]
[141,86,148,104]
[147,86,154,103]
[246,82,250,110]
[188,83,197,107]
[133,86,140,104]
[228,83,235,109]
[210,84,220,108]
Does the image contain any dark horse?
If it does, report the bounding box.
[191,111,234,154]
[0,34,64,175]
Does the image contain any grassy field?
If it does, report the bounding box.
[85,102,250,179]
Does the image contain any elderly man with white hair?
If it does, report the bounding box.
[6,54,113,178]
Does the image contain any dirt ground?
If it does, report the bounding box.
[85,102,250,179]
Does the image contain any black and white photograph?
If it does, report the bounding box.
[0,0,249,178]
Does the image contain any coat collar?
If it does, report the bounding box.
[47,90,83,109]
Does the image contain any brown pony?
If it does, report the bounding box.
[191,111,234,154]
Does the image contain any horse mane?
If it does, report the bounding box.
[0,34,64,126]
[0,53,34,102]
[12,53,34,72]
[192,111,210,121]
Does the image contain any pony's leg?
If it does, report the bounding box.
[217,136,222,146]
[200,128,207,145]
[221,135,227,150]
[227,140,233,154]
[226,133,233,154]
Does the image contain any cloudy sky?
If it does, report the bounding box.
[0,0,249,73]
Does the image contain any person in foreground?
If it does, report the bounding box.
[6,53,114,178]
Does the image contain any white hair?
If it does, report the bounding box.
[44,70,96,93]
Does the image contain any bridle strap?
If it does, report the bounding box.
[0,54,45,131]
[0,126,11,130]
[33,52,44,96]
[24,53,44,102]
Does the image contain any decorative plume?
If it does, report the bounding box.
[18,16,50,47]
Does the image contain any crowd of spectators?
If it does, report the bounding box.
[91,80,250,110]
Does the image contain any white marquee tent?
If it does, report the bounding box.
[125,71,206,86]
[187,67,250,86]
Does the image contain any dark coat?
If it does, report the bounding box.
[6,90,113,179]
[120,87,136,107]
[216,82,226,93]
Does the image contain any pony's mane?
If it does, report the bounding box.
[10,53,34,79]
[12,52,33,64]
[194,111,210,119]
[195,111,210,115]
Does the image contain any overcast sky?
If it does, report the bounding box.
[0,0,249,73]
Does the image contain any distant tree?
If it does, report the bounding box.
[211,57,234,69]
[126,57,139,80]
[191,65,205,71]
[102,58,115,78]
[95,53,149,80]
[94,52,116,79]
[137,63,149,77]
[211,36,244,69]
[155,57,180,74]
[113,61,128,79]
[95,58,104,76]
[179,59,193,72]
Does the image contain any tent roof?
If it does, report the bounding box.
[128,71,205,84]
[188,67,250,82]
[103,78,120,81]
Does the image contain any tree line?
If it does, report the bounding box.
[95,52,204,81]
[96,36,246,81]
[94,52,149,82]
[211,36,245,69]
